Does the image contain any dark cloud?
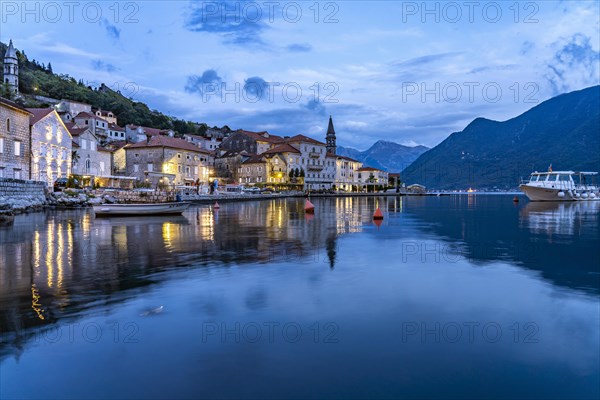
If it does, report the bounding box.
[185,69,223,96]
[91,60,118,73]
[243,76,271,101]
[286,43,312,52]
[185,1,267,46]
[101,18,121,40]
[545,34,600,94]
[303,98,327,115]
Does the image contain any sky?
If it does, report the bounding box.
[1,0,599,150]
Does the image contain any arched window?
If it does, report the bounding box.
[85,159,91,172]
[6,118,10,132]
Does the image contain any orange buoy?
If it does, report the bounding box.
[373,207,384,220]
[214,201,220,209]
[513,196,519,203]
[373,218,383,228]
[304,199,315,214]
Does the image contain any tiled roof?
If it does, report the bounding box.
[0,97,31,114]
[336,155,361,163]
[108,123,125,131]
[357,166,385,172]
[236,129,284,143]
[126,136,211,153]
[286,134,326,146]
[262,143,301,155]
[66,125,90,137]
[242,154,265,164]
[27,108,54,125]
[74,111,107,122]
[126,124,170,136]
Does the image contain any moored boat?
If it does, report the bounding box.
[93,202,190,216]
[519,170,599,201]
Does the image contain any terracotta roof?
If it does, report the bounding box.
[127,124,171,136]
[242,154,265,164]
[108,123,125,131]
[126,136,211,153]
[98,146,112,152]
[27,108,54,125]
[72,141,80,148]
[235,129,284,143]
[357,166,385,172]
[336,155,361,163]
[262,143,301,155]
[66,124,90,137]
[74,111,107,122]
[0,97,32,115]
[286,134,326,146]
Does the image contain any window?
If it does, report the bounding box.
[0,138,3,153]
[134,153,139,158]
[6,118,10,132]
[14,140,21,156]
[99,161,105,173]
[81,139,87,150]
[134,164,139,172]
[177,165,182,172]
[85,159,91,172]
[186,166,190,175]
[147,163,154,172]
[90,141,96,151]
[177,153,182,158]
[51,146,58,157]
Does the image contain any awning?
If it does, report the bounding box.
[145,171,176,178]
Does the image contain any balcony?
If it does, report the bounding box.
[308,152,320,158]
[307,164,324,171]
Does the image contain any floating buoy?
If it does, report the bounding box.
[304,199,315,214]
[557,191,565,198]
[214,201,220,209]
[373,207,384,220]
[513,196,519,202]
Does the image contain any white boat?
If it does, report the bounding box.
[519,170,599,201]
[93,202,190,216]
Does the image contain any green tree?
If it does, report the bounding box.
[71,150,80,169]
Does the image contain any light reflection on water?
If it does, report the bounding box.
[0,195,598,399]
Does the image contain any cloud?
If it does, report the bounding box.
[303,99,327,115]
[185,1,267,46]
[243,76,271,101]
[91,60,118,73]
[101,18,121,40]
[185,69,223,96]
[392,52,463,68]
[545,34,600,95]
[286,43,312,52]
[469,65,518,74]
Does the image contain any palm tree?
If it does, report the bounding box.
[71,150,80,169]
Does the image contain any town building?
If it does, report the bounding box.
[73,111,109,140]
[238,154,267,184]
[56,99,92,119]
[215,150,251,181]
[107,123,126,142]
[125,124,175,143]
[0,97,31,179]
[356,167,389,191]
[220,129,284,155]
[261,143,303,186]
[28,108,72,186]
[66,124,111,182]
[94,109,117,124]
[286,135,335,190]
[125,136,213,187]
[3,40,19,96]
[334,155,363,191]
[184,133,222,152]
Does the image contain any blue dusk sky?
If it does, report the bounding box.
[2,1,599,149]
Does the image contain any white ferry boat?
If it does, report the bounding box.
[519,170,599,201]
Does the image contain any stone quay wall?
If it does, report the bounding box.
[0,178,48,211]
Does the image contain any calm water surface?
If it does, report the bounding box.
[1,195,599,399]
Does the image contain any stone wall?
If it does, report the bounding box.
[0,178,47,211]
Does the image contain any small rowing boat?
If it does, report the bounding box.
[93,202,190,216]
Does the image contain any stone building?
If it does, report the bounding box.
[56,99,92,119]
[94,109,117,124]
[66,124,111,181]
[73,111,108,140]
[125,124,175,143]
[107,123,126,142]
[238,154,267,184]
[28,108,72,186]
[215,150,250,181]
[220,130,284,155]
[286,135,335,190]
[125,136,213,186]
[0,97,31,179]
[261,143,302,186]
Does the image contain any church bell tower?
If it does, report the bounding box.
[3,40,19,95]
[326,115,336,155]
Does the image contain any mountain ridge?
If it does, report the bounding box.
[337,140,429,172]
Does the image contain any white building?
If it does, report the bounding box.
[334,155,363,191]
[67,124,111,180]
[28,108,72,186]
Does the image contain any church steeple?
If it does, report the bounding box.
[326,115,336,155]
[3,39,19,95]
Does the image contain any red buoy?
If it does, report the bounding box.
[214,201,220,209]
[373,207,384,220]
[513,196,519,203]
[304,199,315,214]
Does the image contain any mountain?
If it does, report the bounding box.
[401,86,600,189]
[337,141,429,172]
